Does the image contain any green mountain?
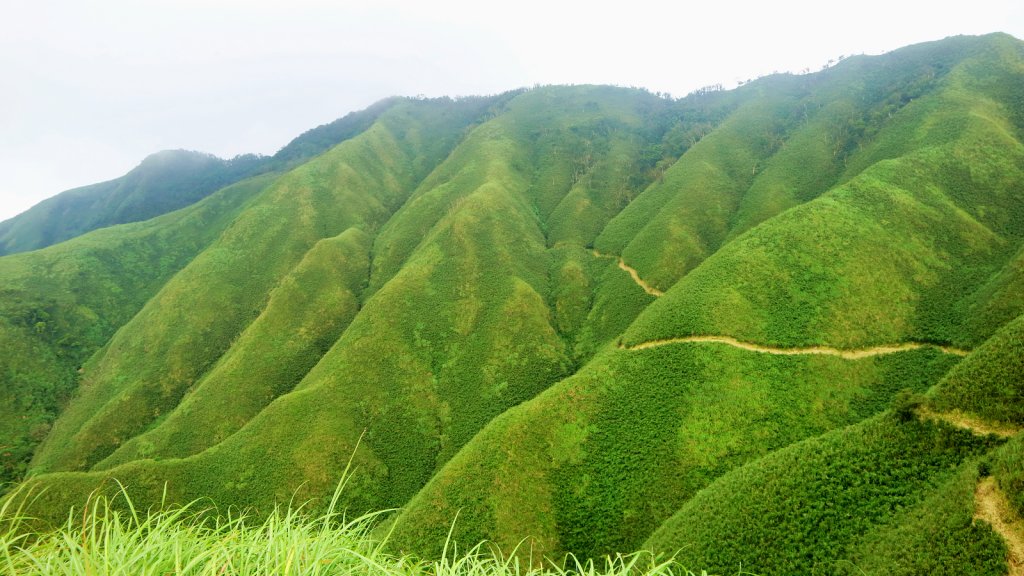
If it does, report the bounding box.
[0,97,395,256]
[0,150,268,256]
[3,32,1024,575]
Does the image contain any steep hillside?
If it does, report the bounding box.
[930,313,1024,425]
[21,86,711,516]
[2,32,1023,575]
[641,313,1024,574]
[643,413,1004,575]
[28,95,503,477]
[389,345,962,559]
[387,32,1024,560]
[0,173,277,485]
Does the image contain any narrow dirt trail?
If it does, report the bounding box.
[620,334,970,359]
[592,250,663,296]
[916,406,1022,438]
[975,477,1024,576]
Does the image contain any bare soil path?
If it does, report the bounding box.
[592,250,663,296]
[620,334,970,359]
[916,406,1022,438]
[975,476,1024,576]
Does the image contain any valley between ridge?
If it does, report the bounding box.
[591,250,664,296]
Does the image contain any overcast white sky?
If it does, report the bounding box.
[1,0,1022,222]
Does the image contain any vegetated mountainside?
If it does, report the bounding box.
[389,32,1024,563]
[0,151,268,256]
[0,173,277,485]
[0,97,397,257]
[2,32,1024,575]
[643,311,1024,575]
[930,314,1024,425]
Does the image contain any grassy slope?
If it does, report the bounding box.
[643,307,1024,576]
[388,343,958,560]
[28,97,488,476]
[265,96,400,171]
[94,227,372,467]
[387,34,1024,560]
[594,34,985,295]
[640,296,1024,574]
[842,463,1006,576]
[962,245,1024,343]
[930,313,1024,426]
[5,35,1023,572]
[593,94,782,291]
[623,44,1024,349]
[0,174,275,487]
[18,87,695,520]
[0,100,402,484]
[990,435,1024,519]
[643,414,1002,575]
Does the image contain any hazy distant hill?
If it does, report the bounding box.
[0,97,396,256]
[0,150,267,255]
[3,32,1024,575]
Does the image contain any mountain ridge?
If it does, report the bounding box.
[1,32,1023,575]
[0,95,403,256]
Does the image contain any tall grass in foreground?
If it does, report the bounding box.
[0,485,715,576]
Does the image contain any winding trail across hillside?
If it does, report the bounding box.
[916,407,1023,438]
[590,248,971,360]
[620,334,970,359]
[592,250,663,296]
[975,477,1024,576]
